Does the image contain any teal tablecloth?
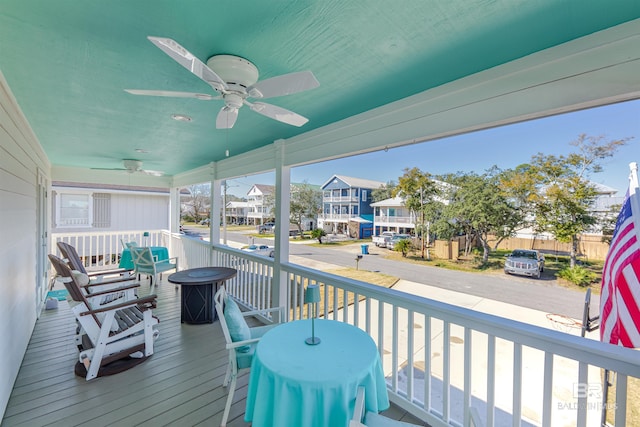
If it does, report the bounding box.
[118,246,168,270]
[245,319,389,427]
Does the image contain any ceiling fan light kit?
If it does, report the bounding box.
[125,36,319,129]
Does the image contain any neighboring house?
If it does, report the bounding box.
[515,181,623,239]
[225,200,249,225]
[371,180,453,236]
[51,181,170,233]
[318,175,384,238]
[247,184,275,225]
[370,196,416,235]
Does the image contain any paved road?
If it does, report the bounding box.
[185,227,597,320]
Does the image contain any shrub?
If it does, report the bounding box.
[557,266,597,287]
[311,228,326,244]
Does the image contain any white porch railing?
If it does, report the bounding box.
[51,230,640,427]
[51,229,168,268]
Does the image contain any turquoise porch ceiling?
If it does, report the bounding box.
[1,1,639,176]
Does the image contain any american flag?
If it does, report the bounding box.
[600,162,640,347]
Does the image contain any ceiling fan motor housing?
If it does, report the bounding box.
[123,159,143,171]
[206,55,259,89]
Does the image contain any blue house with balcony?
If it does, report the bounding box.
[318,174,384,238]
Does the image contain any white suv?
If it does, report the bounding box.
[504,249,545,279]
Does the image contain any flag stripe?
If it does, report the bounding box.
[600,163,640,348]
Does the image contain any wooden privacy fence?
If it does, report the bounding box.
[490,234,609,260]
[426,234,608,261]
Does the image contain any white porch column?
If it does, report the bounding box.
[273,139,290,320]
[169,186,180,234]
[210,163,222,246]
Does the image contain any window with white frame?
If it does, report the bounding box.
[56,192,92,227]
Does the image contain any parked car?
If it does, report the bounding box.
[241,244,275,258]
[372,231,396,247]
[504,249,545,279]
[386,234,411,250]
[257,222,275,234]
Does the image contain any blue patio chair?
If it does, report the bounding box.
[129,246,178,289]
[214,287,284,427]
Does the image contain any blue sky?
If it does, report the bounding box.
[225,99,640,197]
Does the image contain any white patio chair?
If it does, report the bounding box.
[350,386,421,427]
[214,287,284,427]
[130,246,178,289]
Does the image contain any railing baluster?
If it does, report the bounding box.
[615,373,628,426]
[443,321,450,423]
[463,327,472,427]
[542,351,553,427]
[407,310,415,405]
[424,315,431,413]
[391,306,399,393]
[512,343,522,427]
[487,335,496,427]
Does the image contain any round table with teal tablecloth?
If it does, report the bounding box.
[245,319,389,427]
[118,246,168,270]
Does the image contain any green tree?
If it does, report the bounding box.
[372,181,397,202]
[185,183,211,223]
[290,182,322,236]
[514,134,630,267]
[393,167,440,259]
[437,169,525,263]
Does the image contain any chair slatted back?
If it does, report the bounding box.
[56,241,88,274]
[130,247,154,269]
[48,254,102,326]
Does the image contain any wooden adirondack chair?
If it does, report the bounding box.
[57,241,133,285]
[48,254,160,380]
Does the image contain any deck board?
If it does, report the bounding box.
[3,277,425,427]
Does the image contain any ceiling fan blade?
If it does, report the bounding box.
[216,106,239,129]
[248,101,309,127]
[248,71,319,99]
[124,89,216,100]
[147,36,228,92]
[142,169,165,177]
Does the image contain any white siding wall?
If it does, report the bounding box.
[109,193,169,231]
[0,73,50,418]
[50,191,170,232]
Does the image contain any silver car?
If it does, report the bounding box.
[504,249,545,279]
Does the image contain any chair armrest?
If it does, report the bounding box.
[79,294,158,315]
[85,275,138,287]
[226,337,262,350]
[241,306,285,318]
[85,267,132,277]
[82,282,140,297]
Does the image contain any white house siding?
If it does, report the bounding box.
[0,73,50,418]
[51,190,169,232]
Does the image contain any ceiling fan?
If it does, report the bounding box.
[125,36,320,129]
[92,159,164,176]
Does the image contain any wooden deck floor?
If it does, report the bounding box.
[3,278,426,427]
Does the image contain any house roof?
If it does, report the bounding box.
[1,2,638,183]
[226,201,249,208]
[321,175,386,190]
[370,197,406,207]
[248,184,275,196]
